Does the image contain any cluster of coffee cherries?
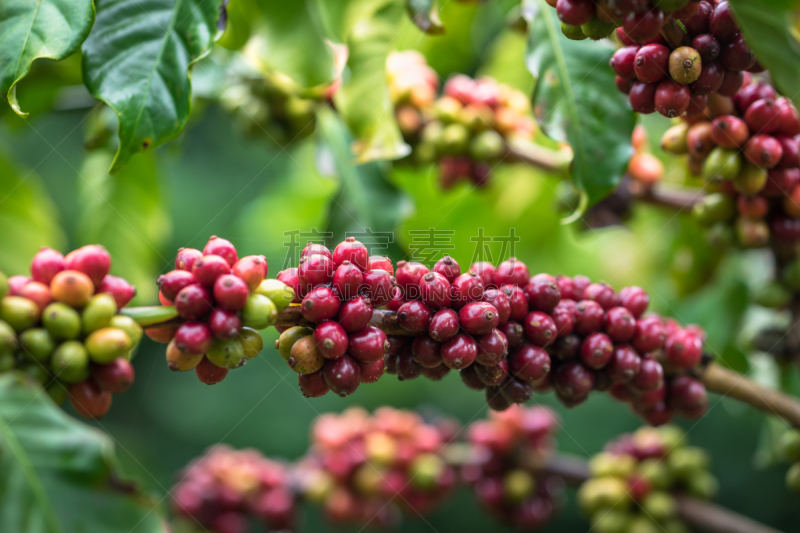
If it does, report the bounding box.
[661,78,800,248]
[579,425,717,533]
[295,407,457,527]
[171,445,296,533]
[0,245,141,419]
[150,236,293,385]
[386,51,536,189]
[551,0,692,41]
[461,405,565,529]
[605,1,759,117]
[274,238,397,398]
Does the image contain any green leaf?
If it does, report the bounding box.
[0,0,94,115]
[406,0,445,35]
[81,0,220,173]
[523,0,634,207]
[332,0,411,163]
[0,372,168,533]
[729,0,800,110]
[0,150,64,276]
[317,109,411,255]
[77,150,171,305]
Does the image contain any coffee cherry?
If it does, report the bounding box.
[680,0,711,33]
[175,248,203,272]
[551,300,576,336]
[361,269,394,307]
[459,302,500,336]
[616,76,634,94]
[174,284,213,320]
[314,321,349,360]
[203,236,238,267]
[481,289,511,324]
[745,134,783,169]
[687,122,714,158]
[397,300,433,334]
[776,98,800,136]
[208,308,242,340]
[31,247,64,286]
[709,1,737,41]
[41,302,80,340]
[17,281,51,313]
[302,287,341,323]
[499,320,525,349]
[580,333,614,370]
[508,345,550,383]
[368,255,393,273]
[734,82,777,113]
[428,308,460,343]
[692,34,720,62]
[606,344,642,382]
[623,9,664,44]
[574,300,604,335]
[288,335,324,374]
[776,136,800,168]
[494,258,529,287]
[738,195,768,218]
[690,60,724,95]
[523,311,557,347]
[744,98,781,135]
[721,33,756,71]
[441,332,477,370]
[502,285,529,321]
[655,80,691,118]
[475,330,508,366]
[301,242,332,261]
[418,272,452,310]
[193,254,232,287]
[232,255,268,291]
[710,115,749,148]
[603,307,636,343]
[332,237,368,272]
[298,254,334,291]
[348,326,387,364]
[276,268,302,304]
[461,365,486,390]
[50,340,89,382]
[554,361,594,401]
[525,280,561,313]
[475,360,508,387]
[336,296,373,333]
[412,335,443,368]
[239,328,263,360]
[433,256,461,283]
[332,261,363,300]
[717,69,744,97]
[665,330,703,368]
[195,356,228,384]
[50,270,94,308]
[175,322,213,355]
[64,245,111,286]
[395,261,429,296]
[69,380,112,419]
[555,0,595,26]
[629,356,664,392]
[93,358,135,393]
[469,262,495,287]
[324,355,361,396]
[583,283,617,310]
[213,274,249,312]
[610,46,639,79]
[629,82,657,114]
[632,316,666,353]
[669,47,702,85]
[98,275,136,309]
[619,286,649,318]
[669,376,708,411]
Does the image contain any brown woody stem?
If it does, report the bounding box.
[631,183,704,211]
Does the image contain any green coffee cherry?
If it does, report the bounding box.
[1,296,41,332]
[661,519,690,533]
[684,470,718,499]
[0,352,15,372]
[702,147,741,182]
[733,163,767,195]
[581,17,616,39]
[434,97,461,123]
[640,491,677,521]
[754,282,792,309]
[242,294,278,330]
[19,328,56,362]
[561,22,588,40]
[627,516,661,533]
[590,452,636,479]
[421,121,444,143]
[692,193,735,225]
[660,124,689,155]
[85,327,133,364]
[503,469,536,503]
[577,478,630,515]
[669,46,702,84]
[668,447,710,479]
[439,123,470,154]
[0,320,18,353]
[42,303,81,340]
[591,510,630,533]
[409,454,445,492]
[657,426,687,450]
[469,130,505,161]
[206,338,246,369]
[108,315,143,347]
[414,142,437,165]
[81,293,117,334]
[0,271,8,300]
[50,341,90,383]
[239,327,264,359]
[255,279,294,312]
[778,430,800,462]
[636,459,672,490]
[785,462,800,492]
[46,381,68,406]
[277,326,314,361]
[783,258,800,290]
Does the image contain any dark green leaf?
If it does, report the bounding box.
[317,109,411,255]
[730,0,800,110]
[0,150,64,275]
[0,372,168,533]
[81,0,220,173]
[77,150,170,305]
[406,0,445,35]
[0,0,94,115]
[523,0,634,208]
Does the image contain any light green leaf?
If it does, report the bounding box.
[730,0,800,110]
[77,150,171,305]
[81,0,220,173]
[0,149,64,276]
[0,0,95,115]
[0,372,168,533]
[406,0,445,35]
[523,0,634,207]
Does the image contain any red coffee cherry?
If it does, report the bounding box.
[555,275,579,300]
[459,302,500,336]
[69,380,112,419]
[499,320,525,349]
[493,258,530,287]
[98,275,136,309]
[452,272,485,309]
[336,296,373,333]
[469,262,495,287]
[209,308,242,340]
[579,332,614,369]
[441,332,478,370]
[721,33,757,72]
[485,386,513,411]
[709,1,737,41]
[368,255,393,273]
[745,98,781,134]
[397,300,433,334]
[553,361,594,401]
[461,364,486,390]
[64,244,111,286]
[175,284,214,320]
[475,361,508,387]
[555,0,595,26]
[429,308,460,343]
[314,321,349,360]
[332,261,363,300]
[482,289,511,324]
[302,287,341,323]
[680,0,711,35]
[552,334,581,361]
[710,115,750,148]
[158,270,196,301]
[419,272,452,310]
[623,9,664,44]
[508,345,551,383]
[192,255,231,287]
[669,376,708,412]
[175,248,203,272]
[618,286,649,317]
[606,344,642,382]
[692,34,720,62]
[395,261,430,296]
[632,315,666,353]
[665,329,704,368]
[629,82,657,114]
[195,357,229,385]
[299,370,330,397]
[92,358,135,393]
[523,311,557,347]
[634,44,669,84]
[298,253,334,291]
[654,79,691,118]
[745,134,784,169]
[203,236,239,267]
[358,358,386,383]
[360,269,394,307]
[175,322,214,354]
[332,237,368,272]
[583,282,618,310]
[31,247,64,285]
[629,356,664,392]
[324,355,361,396]
[501,285,529,321]
[475,329,508,366]
[396,350,423,381]
[690,60,724,95]
[574,300,605,335]
[301,242,332,260]
[276,268,302,303]
[213,274,250,312]
[610,46,639,79]
[412,334,443,368]
[433,256,461,283]
[386,286,406,312]
[604,306,636,342]
[348,326,387,364]
[525,280,561,313]
[717,68,744,97]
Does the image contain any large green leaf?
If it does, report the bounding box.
[77,150,171,305]
[317,109,411,255]
[0,150,64,275]
[330,0,411,163]
[0,0,94,115]
[81,0,220,173]
[730,0,800,110]
[523,0,634,210]
[0,372,168,533]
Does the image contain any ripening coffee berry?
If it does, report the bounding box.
[147,325,179,344]
[175,284,213,320]
[397,300,433,334]
[690,60,724,95]
[482,289,511,324]
[302,287,341,323]
[332,261,363,300]
[314,321,349,360]
[475,329,508,366]
[606,344,641,382]
[85,327,132,364]
[412,335,443,368]
[574,300,604,335]
[192,255,231,287]
[629,356,664,392]
[203,236,239,267]
[721,33,756,72]
[69,380,112,419]
[580,333,614,370]
[276,268,302,303]
[288,335,325,374]
[98,275,136,309]
[64,245,111,287]
[610,46,638,79]
[208,308,242,340]
[232,255,268,292]
[668,47,702,85]
[368,255,392,273]
[555,0,595,26]
[629,82,657,114]
[433,256,461,283]
[623,10,664,44]
[50,270,94,308]
[93,358,135,393]
[665,330,703,368]
[524,311,557,347]
[298,254,334,291]
[359,358,386,383]
[175,248,202,272]
[469,262,495,287]
[277,326,314,361]
[195,356,228,384]
[745,99,781,134]
[348,326,387,364]
[17,282,51,313]
[360,270,394,307]
[205,338,246,370]
[525,280,561,313]
[214,274,250,312]
[655,79,691,117]
[175,322,213,355]
[441,332,477,370]
[745,134,784,169]
[459,302,500,336]
[419,272,452,310]
[395,261,429,297]
[335,296,372,333]
[604,307,636,343]
[324,355,361,396]
[509,345,551,383]
[687,122,714,158]
[429,308,460,342]
[31,247,64,285]
[619,286,649,318]
[332,237,369,272]
[554,361,594,401]
[494,258,530,287]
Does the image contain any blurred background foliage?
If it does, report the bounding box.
[0,0,798,531]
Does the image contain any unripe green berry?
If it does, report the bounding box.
[109,315,143,347]
[778,431,800,463]
[23,364,51,385]
[0,320,18,353]
[255,279,294,312]
[669,46,702,84]
[577,478,630,515]
[242,294,277,330]
[662,519,690,533]
[590,452,637,479]
[561,22,588,40]
[702,147,741,182]
[439,123,470,154]
[657,426,687,450]
[669,447,710,479]
[277,326,314,361]
[581,17,616,40]
[410,453,445,491]
[591,510,630,533]
[81,293,117,334]
[660,123,689,155]
[42,303,81,340]
[733,163,767,195]
[20,328,56,362]
[635,459,673,490]
[206,338,246,369]
[786,462,800,492]
[239,327,264,359]
[50,341,90,383]
[85,327,133,364]
[1,296,41,332]
[627,516,661,533]
[640,491,677,522]
[692,193,735,225]
[503,469,536,503]
[469,130,505,161]
[684,470,718,499]
[434,98,461,123]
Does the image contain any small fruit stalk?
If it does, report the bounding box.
[579,425,718,533]
[659,77,800,251]
[171,444,296,533]
[387,51,536,189]
[150,236,291,386]
[462,405,564,529]
[0,245,141,419]
[294,406,458,527]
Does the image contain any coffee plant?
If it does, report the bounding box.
[1,0,800,531]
